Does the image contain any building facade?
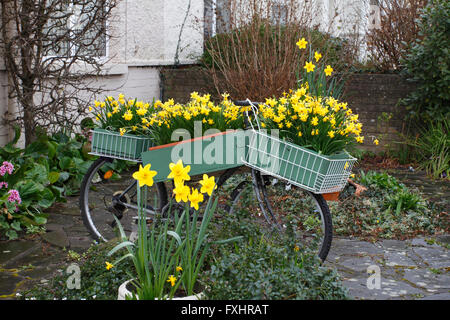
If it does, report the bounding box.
[0,0,373,146]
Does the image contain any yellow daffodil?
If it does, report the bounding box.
[296,37,308,49]
[124,111,133,121]
[105,262,114,270]
[304,61,316,73]
[176,266,183,272]
[173,183,190,203]
[328,131,335,138]
[199,174,217,196]
[188,188,204,210]
[132,164,158,187]
[168,159,191,185]
[324,65,333,76]
[374,139,379,145]
[311,116,319,126]
[119,128,126,136]
[167,275,177,287]
[314,51,322,62]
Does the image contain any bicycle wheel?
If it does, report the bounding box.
[229,169,333,261]
[80,157,168,242]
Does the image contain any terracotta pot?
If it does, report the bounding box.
[322,192,340,201]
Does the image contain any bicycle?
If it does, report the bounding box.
[80,100,336,261]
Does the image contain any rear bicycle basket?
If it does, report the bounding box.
[242,130,357,193]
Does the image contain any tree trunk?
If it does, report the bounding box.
[22,87,37,146]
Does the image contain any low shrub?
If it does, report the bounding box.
[330,171,448,240]
[199,206,349,300]
[201,236,349,300]
[20,242,135,300]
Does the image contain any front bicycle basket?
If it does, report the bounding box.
[90,128,153,161]
[243,129,357,194]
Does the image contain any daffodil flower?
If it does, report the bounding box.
[188,188,204,210]
[168,159,191,185]
[199,174,217,196]
[167,275,177,287]
[324,65,333,76]
[173,183,190,203]
[296,37,308,49]
[314,51,322,62]
[132,164,158,187]
[304,61,316,73]
[105,262,114,270]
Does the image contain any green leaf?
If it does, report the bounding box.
[33,216,47,225]
[6,230,18,240]
[17,181,45,199]
[48,171,60,184]
[11,221,21,231]
[59,157,74,170]
[58,171,70,182]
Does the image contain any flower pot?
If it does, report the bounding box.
[90,128,153,161]
[322,192,340,201]
[243,130,356,194]
[141,130,249,183]
[118,280,204,300]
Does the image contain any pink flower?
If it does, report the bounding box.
[0,182,8,189]
[7,189,21,204]
[0,161,14,176]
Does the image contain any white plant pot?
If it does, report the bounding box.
[118,280,204,300]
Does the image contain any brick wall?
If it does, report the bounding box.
[161,68,416,153]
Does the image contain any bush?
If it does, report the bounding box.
[201,0,358,101]
[201,237,349,300]
[0,128,93,239]
[401,0,450,122]
[330,170,448,240]
[199,206,349,300]
[20,242,135,300]
[366,0,428,71]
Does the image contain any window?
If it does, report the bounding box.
[44,1,107,58]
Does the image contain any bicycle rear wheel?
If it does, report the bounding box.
[80,157,168,242]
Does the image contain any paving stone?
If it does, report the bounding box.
[412,247,449,269]
[0,241,37,265]
[383,250,418,267]
[0,273,23,297]
[338,256,375,273]
[420,292,450,300]
[41,230,70,249]
[380,239,411,251]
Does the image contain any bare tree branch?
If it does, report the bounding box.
[1,0,118,145]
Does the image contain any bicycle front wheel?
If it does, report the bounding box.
[79,157,168,242]
[229,169,333,261]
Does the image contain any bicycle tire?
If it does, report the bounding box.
[80,157,168,242]
[230,169,333,261]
